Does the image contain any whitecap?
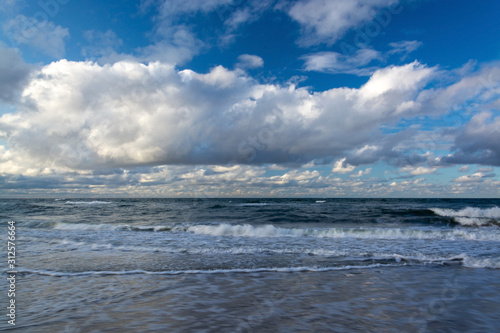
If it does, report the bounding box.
[65,200,112,205]
[187,223,500,241]
[430,207,500,226]
[463,256,500,269]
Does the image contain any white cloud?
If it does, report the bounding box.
[3,14,69,58]
[270,169,321,184]
[0,0,23,16]
[140,24,204,64]
[332,158,355,174]
[351,168,372,177]
[222,0,273,31]
[458,165,469,172]
[150,0,233,19]
[0,59,439,176]
[359,61,435,102]
[302,48,382,75]
[287,0,399,46]
[82,29,123,60]
[454,172,492,183]
[401,166,437,175]
[236,54,264,69]
[140,0,232,64]
[421,62,500,116]
[388,40,423,60]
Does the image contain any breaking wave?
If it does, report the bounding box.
[52,223,174,232]
[187,223,500,241]
[65,200,112,205]
[430,207,500,226]
[38,221,500,242]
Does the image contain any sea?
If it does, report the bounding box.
[1,198,500,332]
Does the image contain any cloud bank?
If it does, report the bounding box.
[0,60,441,176]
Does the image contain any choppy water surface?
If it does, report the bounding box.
[1,198,500,332]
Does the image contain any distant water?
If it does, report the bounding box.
[1,198,500,332]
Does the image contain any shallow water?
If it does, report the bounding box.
[4,266,500,332]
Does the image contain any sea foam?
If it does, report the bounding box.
[65,200,111,205]
[430,207,500,226]
[187,223,500,241]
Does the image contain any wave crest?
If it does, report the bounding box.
[430,207,500,226]
[187,223,500,241]
[65,200,111,205]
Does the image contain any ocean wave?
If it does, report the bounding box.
[187,223,500,241]
[65,200,112,205]
[13,255,500,276]
[376,254,500,269]
[430,207,500,226]
[237,203,270,206]
[47,221,500,242]
[463,256,500,269]
[12,264,401,277]
[53,223,118,231]
[52,222,174,232]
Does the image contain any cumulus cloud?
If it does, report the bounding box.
[454,172,496,183]
[0,60,437,175]
[401,166,437,176]
[351,168,372,177]
[302,48,382,75]
[287,0,400,46]
[236,54,264,69]
[3,14,69,58]
[2,160,498,197]
[332,158,356,174]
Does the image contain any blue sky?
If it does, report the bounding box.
[0,0,499,197]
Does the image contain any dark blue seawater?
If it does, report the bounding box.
[1,198,500,332]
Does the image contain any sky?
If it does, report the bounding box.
[0,0,499,198]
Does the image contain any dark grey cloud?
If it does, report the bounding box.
[441,112,500,166]
[0,44,32,103]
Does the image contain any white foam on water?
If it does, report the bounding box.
[383,253,467,265]
[53,223,119,231]
[431,207,500,226]
[13,263,401,277]
[237,203,270,206]
[52,223,174,232]
[45,221,500,242]
[462,256,500,269]
[65,200,112,205]
[187,223,500,241]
